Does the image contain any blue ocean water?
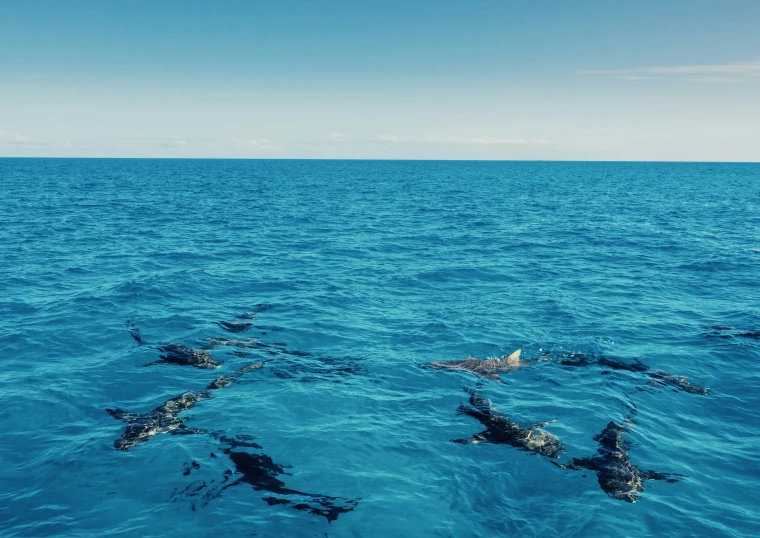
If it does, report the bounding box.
[0,158,758,537]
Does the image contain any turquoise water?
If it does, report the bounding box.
[1,158,758,537]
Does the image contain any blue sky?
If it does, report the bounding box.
[1,0,759,160]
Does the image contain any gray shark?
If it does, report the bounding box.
[107,362,263,450]
[422,349,543,381]
[452,389,564,458]
[553,420,682,502]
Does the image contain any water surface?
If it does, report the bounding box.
[1,159,758,537]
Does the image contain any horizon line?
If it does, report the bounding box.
[1,156,759,164]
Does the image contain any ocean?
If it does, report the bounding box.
[1,158,758,537]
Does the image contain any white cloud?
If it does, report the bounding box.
[0,130,44,145]
[235,138,284,152]
[579,59,760,81]
[376,134,550,145]
[324,131,353,141]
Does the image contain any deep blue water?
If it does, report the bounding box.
[1,158,759,537]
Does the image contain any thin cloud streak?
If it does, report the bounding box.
[234,138,285,153]
[377,135,550,145]
[579,59,760,81]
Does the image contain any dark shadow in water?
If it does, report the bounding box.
[553,420,683,503]
[558,352,708,395]
[452,387,564,458]
[171,435,359,523]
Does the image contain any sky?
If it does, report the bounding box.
[1,0,759,161]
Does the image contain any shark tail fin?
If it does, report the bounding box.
[126,320,143,344]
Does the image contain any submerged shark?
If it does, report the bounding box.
[171,434,359,523]
[151,343,222,369]
[126,322,223,369]
[422,349,543,381]
[107,362,263,450]
[216,320,253,333]
[559,353,709,395]
[704,324,760,341]
[553,420,682,503]
[204,337,286,352]
[107,391,209,451]
[452,389,564,458]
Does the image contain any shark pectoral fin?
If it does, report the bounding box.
[553,457,590,471]
[452,433,487,445]
[172,425,207,436]
[529,419,557,429]
[106,408,138,423]
[455,404,473,416]
[642,470,682,482]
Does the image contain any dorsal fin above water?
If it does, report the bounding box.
[502,349,521,364]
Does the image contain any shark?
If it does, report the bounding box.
[107,391,210,451]
[151,343,222,369]
[553,420,682,502]
[107,362,263,450]
[126,321,223,369]
[704,324,760,341]
[559,353,709,395]
[216,321,254,333]
[452,388,564,458]
[422,349,544,381]
[214,306,275,333]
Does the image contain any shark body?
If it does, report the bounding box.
[107,363,263,450]
[453,389,564,458]
[553,421,682,502]
[422,349,541,381]
[559,353,709,395]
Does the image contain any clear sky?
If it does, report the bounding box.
[1,0,759,161]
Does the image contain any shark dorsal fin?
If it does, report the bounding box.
[502,349,522,364]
